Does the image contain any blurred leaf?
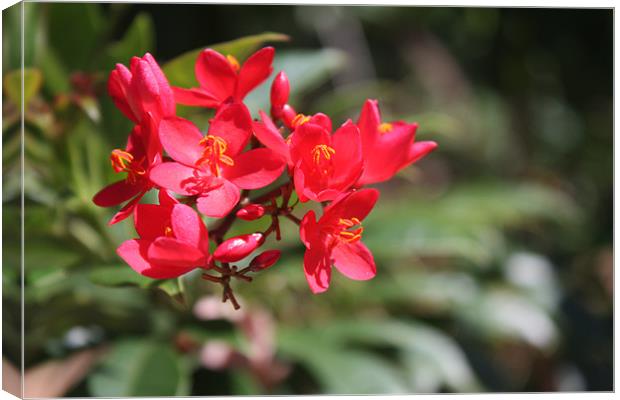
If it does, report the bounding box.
[24,241,80,271]
[88,338,189,396]
[3,68,43,108]
[105,13,155,68]
[278,330,409,394]
[89,265,153,288]
[364,181,579,265]
[163,32,289,88]
[456,288,559,351]
[47,3,105,70]
[244,48,347,113]
[312,319,482,392]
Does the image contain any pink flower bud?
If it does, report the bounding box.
[213,233,265,263]
[236,204,266,221]
[281,104,297,129]
[270,71,290,109]
[249,250,281,271]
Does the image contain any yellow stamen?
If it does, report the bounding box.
[311,144,336,165]
[291,113,311,128]
[196,135,235,177]
[110,149,134,173]
[378,122,393,134]
[337,217,364,243]
[110,149,145,183]
[164,226,173,237]
[226,54,240,72]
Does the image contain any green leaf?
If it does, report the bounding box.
[3,68,43,108]
[278,330,409,394]
[243,49,347,112]
[88,338,189,396]
[162,32,289,88]
[105,13,155,68]
[89,265,153,288]
[47,3,105,70]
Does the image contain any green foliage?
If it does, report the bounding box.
[3,68,43,107]
[88,339,190,396]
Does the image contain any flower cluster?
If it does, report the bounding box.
[93,47,437,307]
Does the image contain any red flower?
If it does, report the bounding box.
[117,199,211,279]
[92,114,162,225]
[149,103,285,218]
[299,189,379,293]
[173,47,274,108]
[289,120,363,202]
[108,53,175,124]
[356,99,437,185]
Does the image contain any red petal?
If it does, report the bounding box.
[92,180,142,207]
[159,117,205,166]
[143,53,175,117]
[108,192,144,226]
[357,122,420,185]
[332,241,376,281]
[303,245,331,294]
[309,113,332,133]
[148,237,206,268]
[117,239,193,279]
[357,99,381,147]
[195,49,236,102]
[150,162,216,196]
[173,86,220,108]
[299,210,319,248]
[208,102,252,156]
[196,180,240,218]
[108,66,138,123]
[330,121,363,190]
[323,189,379,224]
[130,58,163,121]
[158,189,179,206]
[171,204,210,255]
[253,110,290,165]
[236,47,274,100]
[406,140,438,164]
[134,203,172,240]
[224,148,285,190]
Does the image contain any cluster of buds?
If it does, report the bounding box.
[93,46,437,308]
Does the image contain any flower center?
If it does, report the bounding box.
[196,135,235,177]
[337,217,364,243]
[226,54,240,72]
[311,144,335,165]
[164,226,173,237]
[110,149,146,184]
[291,113,311,128]
[378,122,393,134]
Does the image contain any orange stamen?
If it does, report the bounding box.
[196,135,235,177]
[378,122,393,134]
[226,54,240,72]
[337,217,363,243]
[291,113,311,128]
[110,149,146,184]
[311,144,336,165]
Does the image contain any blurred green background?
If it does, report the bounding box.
[2,3,612,395]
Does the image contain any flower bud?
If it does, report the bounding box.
[213,233,265,263]
[236,204,266,221]
[249,250,281,272]
[270,71,290,109]
[281,104,298,129]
